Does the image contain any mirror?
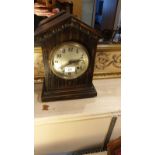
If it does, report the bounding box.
[81,0,121,43]
[34,0,121,43]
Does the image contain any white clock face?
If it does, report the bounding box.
[49,42,89,79]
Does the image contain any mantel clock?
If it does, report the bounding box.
[34,11,101,102]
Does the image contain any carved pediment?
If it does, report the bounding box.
[34,11,101,45]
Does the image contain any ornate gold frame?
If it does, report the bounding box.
[34,44,121,83]
[94,44,121,79]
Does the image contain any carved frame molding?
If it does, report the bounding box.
[94,44,121,79]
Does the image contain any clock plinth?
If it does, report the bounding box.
[41,79,97,102]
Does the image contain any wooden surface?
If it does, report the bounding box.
[107,137,121,155]
[35,78,121,124]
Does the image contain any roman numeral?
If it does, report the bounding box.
[57,54,61,58]
[68,47,73,52]
[62,49,65,53]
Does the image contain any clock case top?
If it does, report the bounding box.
[34,11,101,102]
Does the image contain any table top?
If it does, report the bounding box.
[34,78,121,125]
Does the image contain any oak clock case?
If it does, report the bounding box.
[34,11,100,102]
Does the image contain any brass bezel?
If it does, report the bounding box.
[49,42,89,80]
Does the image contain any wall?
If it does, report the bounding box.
[100,0,119,30]
[82,0,94,26]
[114,0,121,29]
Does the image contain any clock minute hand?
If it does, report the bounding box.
[68,59,82,64]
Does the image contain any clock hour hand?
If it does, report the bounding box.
[61,59,83,69]
[68,59,83,64]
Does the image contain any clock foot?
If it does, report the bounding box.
[41,80,97,102]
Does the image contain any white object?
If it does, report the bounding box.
[65,66,75,73]
[34,79,121,155]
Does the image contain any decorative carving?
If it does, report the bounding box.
[95,53,121,70]
[94,44,121,79]
[35,12,100,46]
[112,54,121,68]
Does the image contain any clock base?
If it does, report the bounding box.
[41,80,97,102]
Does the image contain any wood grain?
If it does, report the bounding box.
[34,12,100,101]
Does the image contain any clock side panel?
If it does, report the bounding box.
[70,26,98,84]
[41,25,98,91]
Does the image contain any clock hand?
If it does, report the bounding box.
[61,59,83,69]
[68,59,83,64]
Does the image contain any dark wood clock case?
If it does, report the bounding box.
[34,11,101,102]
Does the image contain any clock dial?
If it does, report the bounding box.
[49,42,89,79]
